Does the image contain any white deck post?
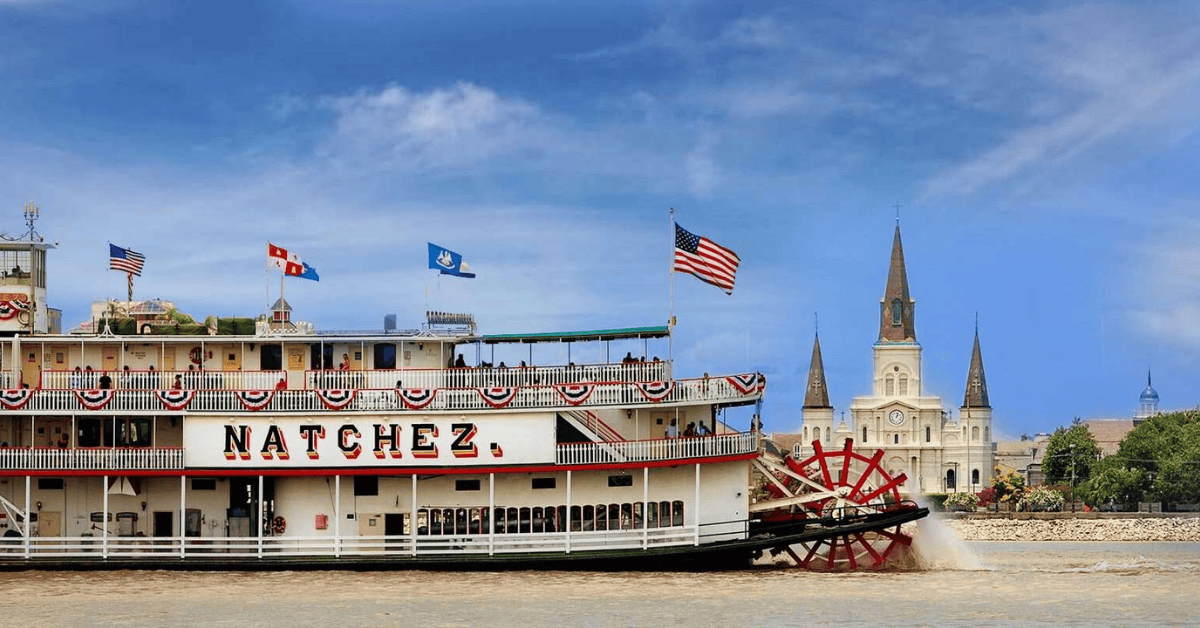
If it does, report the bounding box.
[643,467,649,549]
[334,475,341,558]
[24,475,31,558]
[179,475,186,559]
[694,463,701,546]
[101,474,108,559]
[488,473,495,556]
[410,474,417,556]
[565,470,572,554]
[257,475,263,558]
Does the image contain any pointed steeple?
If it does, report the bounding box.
[803,332,831,409]
[962,329,990,408]
[879,225,916,342]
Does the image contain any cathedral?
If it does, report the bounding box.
[796,225,995,495]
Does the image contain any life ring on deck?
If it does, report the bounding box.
[272,516,286,535]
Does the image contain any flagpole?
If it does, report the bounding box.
[668,207,675,365]
[126,272,133,304]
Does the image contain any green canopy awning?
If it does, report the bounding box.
[476,325,669,344]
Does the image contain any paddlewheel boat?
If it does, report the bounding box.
[0,228,926,571]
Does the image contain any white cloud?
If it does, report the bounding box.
[920,5,1200,201]
[1125,219,1200,350]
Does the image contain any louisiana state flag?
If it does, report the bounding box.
[428,243,475,278]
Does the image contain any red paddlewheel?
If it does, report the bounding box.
[761,438,914,570]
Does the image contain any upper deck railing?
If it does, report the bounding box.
[41,369,285,391]
[1,372,761,415]
[305,361,670,390]
[0,447,185,471]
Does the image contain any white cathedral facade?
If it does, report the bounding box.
[797,225,994,494]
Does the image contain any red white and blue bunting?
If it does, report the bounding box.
[396,388,437,410]
[234,390,275,411]
[74,389,114,410]
[554,384,597,406]
[726,373,760,395]
[316,388,357,411]
[477,387,518,409]
[154,389,195,411]
[0,388,34,410]
[0,297,31,321]
[634,381,675,402]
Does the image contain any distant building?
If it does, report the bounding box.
[1135,370,1160,423]
[793,224,995,494]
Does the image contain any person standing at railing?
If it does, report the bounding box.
[665,418,678,439]
[69,366,82,389]
[172,374,183,390]
[99,372,113,390]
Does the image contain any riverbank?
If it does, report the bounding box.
[942,514,1200,541]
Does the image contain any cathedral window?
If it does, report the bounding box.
[899,375,908,396]
[972,469,980,485]
[925,426,931,443]
[862,426,867,442]
[984,427,990,443]
[971,426,980,441]
[885,377,894,396]
[893,434,899,445]
[813,427,820,442]
[891,299,903,325]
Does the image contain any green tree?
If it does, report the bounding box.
[1042,420,1101,487]
[1089,409,1200,510]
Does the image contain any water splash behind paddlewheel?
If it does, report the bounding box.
[756,438,915,570]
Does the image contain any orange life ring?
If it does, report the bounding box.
[272,515,286,535]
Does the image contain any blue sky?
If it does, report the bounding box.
[2,0,1198,439]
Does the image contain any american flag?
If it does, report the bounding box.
[674,223,740,294]
[109,244,145,276]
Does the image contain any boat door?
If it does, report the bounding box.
[20,347,40,389]
[153,511,173,537]
[37,511,60,537]
[162,346,176,372]
[222,346,240,373]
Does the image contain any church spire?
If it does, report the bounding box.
[803,331,831,409]
[962,328,990,408]
[879,224,916,342]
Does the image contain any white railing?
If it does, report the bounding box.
[0,447,184,471]
[42,369,285,391]
[0,525,717,562]
[556,432,759,465]
[2,373,761,415]
[306,361,672,391]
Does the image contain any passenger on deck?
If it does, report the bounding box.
[69,367,82,389]
[622,352,635,364]
[683,422,696,438]
[454,354,467,368]
[665,418,678,439]
[696,422,711,436]
[340,353,350,370]
[56,433,69,448]
[498,362,507,369]
[98,373,112,390]
[84,366,95,388]
[172,375,183,390]
[275,377,287,391]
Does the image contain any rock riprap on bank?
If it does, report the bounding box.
[945,517,1200,541]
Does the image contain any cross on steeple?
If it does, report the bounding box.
[894,201,902,224]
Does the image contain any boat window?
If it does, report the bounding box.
[633,502,644,529]
[191,479,217,491]
[353,475,378,496]
[671,501,685,526]
[646,501,658,528]
[455,479,481,491]
[374,343,397,370]
[258,344,283,371]
[506,507,519,534]
[608,503,620,530]
[607,475,633,488]
[531,477,556,489]
[595,504,607,531]
[38,478,64,490]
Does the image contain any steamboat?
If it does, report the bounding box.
[0,218,926,571]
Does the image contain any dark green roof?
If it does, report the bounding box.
[477,326,669,344]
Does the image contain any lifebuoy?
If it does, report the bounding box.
[272,515,286,535]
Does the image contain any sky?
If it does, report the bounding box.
[1,0,1198,440]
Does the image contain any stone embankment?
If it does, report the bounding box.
[944,514,1200,541]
